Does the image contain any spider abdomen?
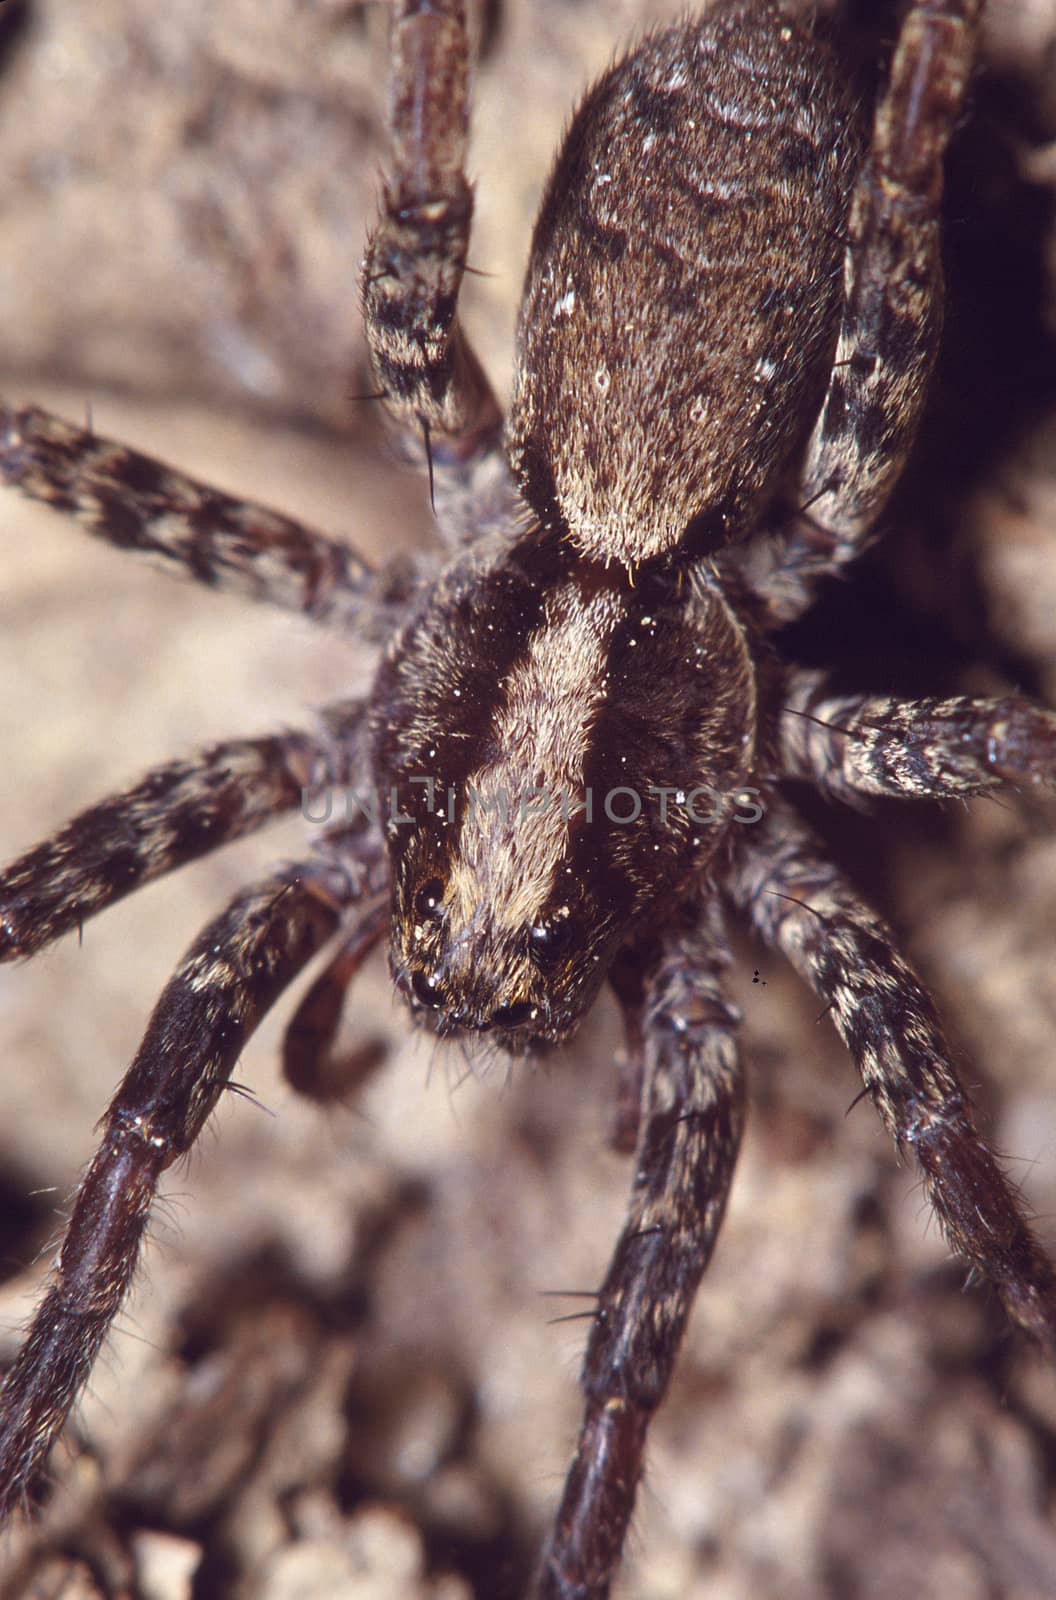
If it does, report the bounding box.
[507,1,863,568]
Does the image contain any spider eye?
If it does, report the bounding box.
[413,877,445,921]
[528,915,573,968]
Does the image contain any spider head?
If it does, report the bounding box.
[370,537,757,1051]
[390,853,614,1050]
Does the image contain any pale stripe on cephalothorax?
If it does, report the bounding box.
[447,577,625,937]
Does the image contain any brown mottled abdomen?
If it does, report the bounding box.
[507,1,862,567]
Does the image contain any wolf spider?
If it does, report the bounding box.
[1,0,1055,1594]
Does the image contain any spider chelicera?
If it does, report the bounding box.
[2,1,1055,1595]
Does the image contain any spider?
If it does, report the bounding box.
[2,0,1055,1595]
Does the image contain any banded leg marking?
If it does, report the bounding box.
[0,827,385,1517]
[1,407,410,636]
[536,904,744,1599]
[362,0,520,541]
[729,795,1056,1351]
[746,1,984,622]
[780,674,1056,802]
[0,700,368,961]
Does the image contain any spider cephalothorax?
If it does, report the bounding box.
[1,2,1055,1596]
[372,534,757,1047]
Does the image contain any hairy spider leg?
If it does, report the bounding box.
[0,701,368,961]
[605,948,651,1156]
[780,675,1056,802]
[0,825,386,1518]
[536,903,745,1599]
[281,896,390,1101]
[0,407,409,637]
[361,0,524,544]
[740,0,985,622]
[730,796,1056,1351]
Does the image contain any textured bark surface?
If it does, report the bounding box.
[2,2,1056,1597]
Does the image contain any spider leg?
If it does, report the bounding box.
[0,407,413,636]
[739,0,983,623]
[281,895,389,1101]
[362,0,524,543]
[536,903,744,1599]
[0,823,385,1518]
[606,944,652,1155]
[728,793,1056,1349]
[780,674,1056,802]
[0,699,367,960]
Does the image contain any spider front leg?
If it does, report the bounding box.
[780,673,1056,802]
[0,699,367,960]
[0,824,385,1518]
[729,795,1056,1349]
[742,0,983,622]
[362,0,521,539]
[281,896,389,1101]
[537,904,745,1600]
[0,407,411,637]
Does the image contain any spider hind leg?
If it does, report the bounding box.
[362,0,523,543]
[740,0,985,623]
[0,406,409,636]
